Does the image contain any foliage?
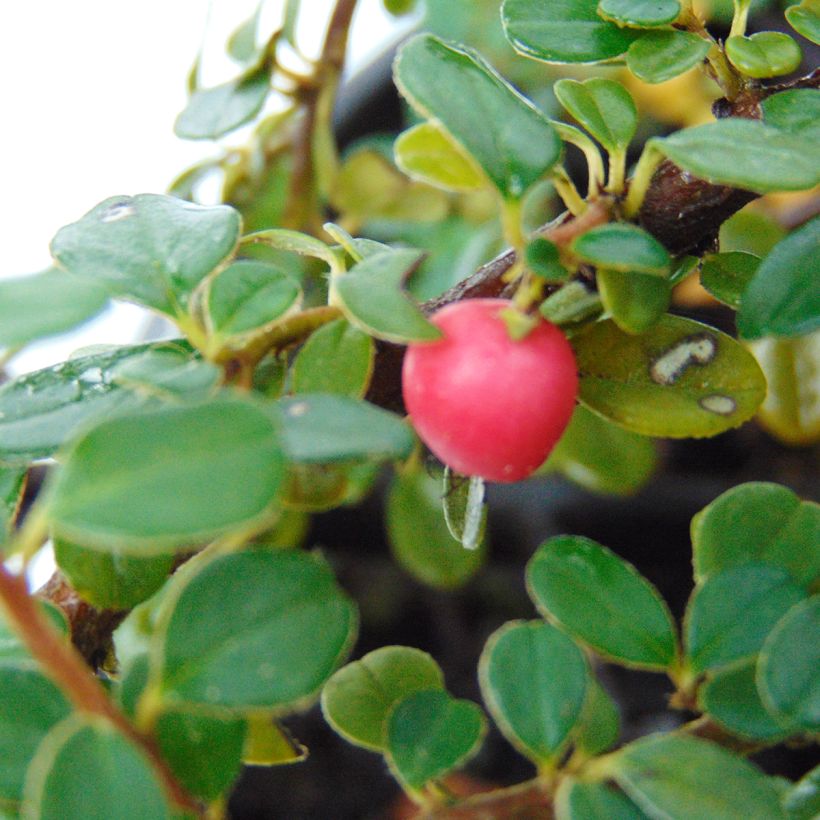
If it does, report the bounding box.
[0,0,817,817]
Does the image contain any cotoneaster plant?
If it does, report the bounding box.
[0,0,817,818]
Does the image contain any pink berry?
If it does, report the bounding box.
[402,298,578,482]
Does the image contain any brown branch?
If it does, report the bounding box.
[417,779,554,819]
[0,563,200,815]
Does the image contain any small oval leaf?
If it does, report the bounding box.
[725,32,802,79]
[598,0,681,27]
[626,29,711,83]
[786,0,820,45]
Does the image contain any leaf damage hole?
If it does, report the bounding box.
[698,394,737,415]
[100,201,135,223]
[649,332,717,386]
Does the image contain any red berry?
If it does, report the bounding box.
[402,298,578,482]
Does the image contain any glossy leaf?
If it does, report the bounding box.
[386,470,484,589]
[726,33,802,79]
[207,260,301,342]
[611,733,785,820]
[157,551,356,710]
[479,620,588,763]
[502,0,641,63]
[700,251,760,309]
[394,34,561,199]
[597,269,671,334]
[598,0,680,26]
[747,332,820,446]
[783,765,820,820]
[572,678,621,757]
[761,89,820,139]
[321,646,445,751]
[394,122,487,192]
[684,564,806,674]
[0,466,26,544]
[47,397,285,554]
[573,315,766,437]
[555,779,648,820]
[292,319,374,399]
[155,710,246,800]
[526,238,569,281]
[626,29,711,83]
[0,268,107,350]
[786,0,820,45]
[527,535,678,670]
[691,482,820,588]
[333,249,441,343]
[21,716,171,820]
[278,394,414,464]
[701,659,793,741]
[572,223,669,275]
[0,342,215,465]
[650,120,820,193]
[50,194,241,316]
[386,690,485,790]
[441,468,486,552]
[737,217,820,340]
[554,79,637,153]
[0,668,71,807]
[175,62,271,140]
[53,539,174,610]
[543,405,657,496]
[758,597,820,732]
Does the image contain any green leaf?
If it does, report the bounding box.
[207,260,301,343]
[572,678,621,757]
[156,551,356,710]
[572,315,767,437]
[626,29,711,83]
[761,90,820,139]
[700,251,760,309]
[283,462,379,511]
[441,468,487,552]
[386,470,485,589]
[611,733,785,820]
[278,394,415,464]
[555,778,648,820]
[333,249,441,343]
[597,269,671,334]
[598,0,680,26]
[479,620,588,763]
[243,228,340,268]
[701,659,793,741]
[0,466,26,544]
[47,396,286,554]
[243,717,307,766]
[175,62,271,140]
[691,482,820,588]
[554,79,637,154]
[22,716,172,820]
[527,535,678,670]
[321,646,445,751]
[0,342,215,465]
[226,4,262,64]
[0,268,108,350]
[53,539,174,610]
[684,564,807,674]
[726,33,802,79]
[0,604,68,666]
[386,690,486,790]
[282,0,301,47]
[786,0,820,45]
[155,710,246,800]
[571,223,669,275]
[394,122,488,192]
[394,34,561,199]
[650,120,820,193]
[292,319,374,399]
[384,0,418,13]
[757,597,820,732]
[0,668,71,807]
[543,405,657,495]
[502,0,640,63]
[737,217,820,340]
[51,194,241,317]
[747,332,820,446]
[526,238,570,281]
[784,765,820,820]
